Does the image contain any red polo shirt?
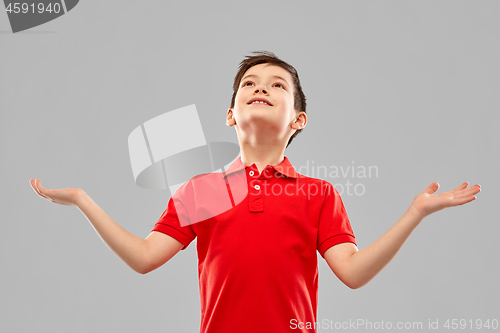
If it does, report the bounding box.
[151,156,356,333]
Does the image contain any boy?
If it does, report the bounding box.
[30,51,481,333]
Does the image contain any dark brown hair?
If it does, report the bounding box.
[230,51,307,149]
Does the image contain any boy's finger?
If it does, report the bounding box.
[450,182,469,194]
[457,195,477,206]
[33,179,51,200]
[453,182,468,192]
[30,179,42,196]
[455,187,481,199]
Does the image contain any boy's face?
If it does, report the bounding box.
[227,63,306,146]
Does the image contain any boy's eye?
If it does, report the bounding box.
[241,81,286,89]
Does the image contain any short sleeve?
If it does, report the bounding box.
[151,192,196,251]
[317,182,357,258]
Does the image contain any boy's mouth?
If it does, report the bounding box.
[247,98,272,106]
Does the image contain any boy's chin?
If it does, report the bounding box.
[240,120,284,133]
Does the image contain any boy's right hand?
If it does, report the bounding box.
[29,179,85,207]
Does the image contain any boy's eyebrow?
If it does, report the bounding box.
[241,74,290,87]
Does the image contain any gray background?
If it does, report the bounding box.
[1,1,498,332]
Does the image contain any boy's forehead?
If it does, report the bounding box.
[242,64,293,84]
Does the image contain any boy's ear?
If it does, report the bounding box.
[291,111,307,130]
[226,108,236,127]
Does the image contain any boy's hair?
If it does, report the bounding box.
[230,50,307,149]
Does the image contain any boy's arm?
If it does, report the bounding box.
[76,192,183,274]
[324,182,481,289]
[144,231,184,273]
[30,179,184,274]
[324,204,422,289]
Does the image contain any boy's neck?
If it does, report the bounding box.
[240,144,286,174]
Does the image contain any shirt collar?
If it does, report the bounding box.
[223,155,299,179]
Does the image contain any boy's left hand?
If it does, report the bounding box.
[411,182,481,218]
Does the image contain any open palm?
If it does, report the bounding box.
[29,179,84,207]
[412,182,481,218]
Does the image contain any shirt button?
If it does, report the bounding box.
[249,171,254,176]
[254,184,260,190]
